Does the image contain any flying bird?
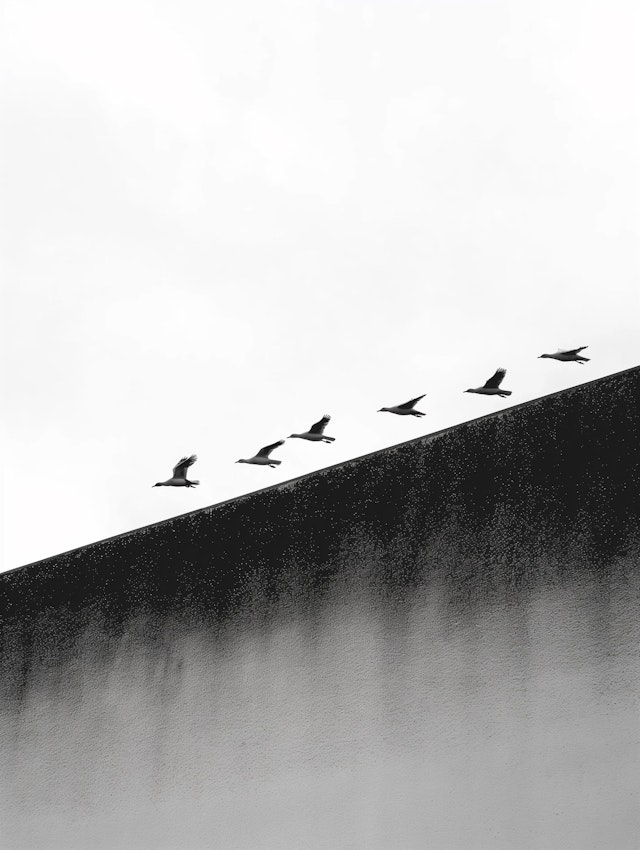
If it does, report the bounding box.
[153,455,199,487]
[236,440,285,468]
[378,394,426,417]
[538,346,589,363]
[465,368,512,398]
[289,414,335,443]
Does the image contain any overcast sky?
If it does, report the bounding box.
[1,0,638,571]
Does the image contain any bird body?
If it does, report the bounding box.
[289,415,335,443]
[237,440,285,468]
[153,455,199,487]
[465,368,512,398]
[378,394,426,417]
[539,346,589,363]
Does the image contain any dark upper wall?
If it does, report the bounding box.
[2,367,640,699]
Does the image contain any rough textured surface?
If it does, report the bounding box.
[2,367,640,849]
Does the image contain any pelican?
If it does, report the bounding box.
[289,414,335,443]
[465,368,512,398]
[153,455,199,487]
[378,394,426,417]
[539,346,589,363]
[236,440,285,468]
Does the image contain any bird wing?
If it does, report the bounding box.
[309,415,331,434]
[558,346,588,355]
[397,394,426,410]
[257,440,285,458]
[483,368,506,389]
[172,455,197,477]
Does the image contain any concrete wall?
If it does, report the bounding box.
[2,368,640,849]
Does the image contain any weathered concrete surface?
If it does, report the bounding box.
[2,367,640,849]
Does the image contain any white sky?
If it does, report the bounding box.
[1,0,638,572]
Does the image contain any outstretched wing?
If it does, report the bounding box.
[309,414,331,434]
[173,455,197,477]
[483,368,506,389]
[558,346,588,355]
[257,440,285,458]
[397,394,426,410]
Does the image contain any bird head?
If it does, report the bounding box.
[236,459,246,464]
[378,407,389,413]
[153,482,163,487]
[289,433,299,439]
[463,389,472,393]
[538,353,550,358]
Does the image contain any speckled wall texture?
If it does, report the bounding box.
[2,367,640,849]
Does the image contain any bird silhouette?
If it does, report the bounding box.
[236,440,285,468]
[289,415,335,443]
[153,455,199,487]
[539,346,589,363]
[378,395,426,417]
[465,369,512,398]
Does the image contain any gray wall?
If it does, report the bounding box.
[2,369,640,849]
